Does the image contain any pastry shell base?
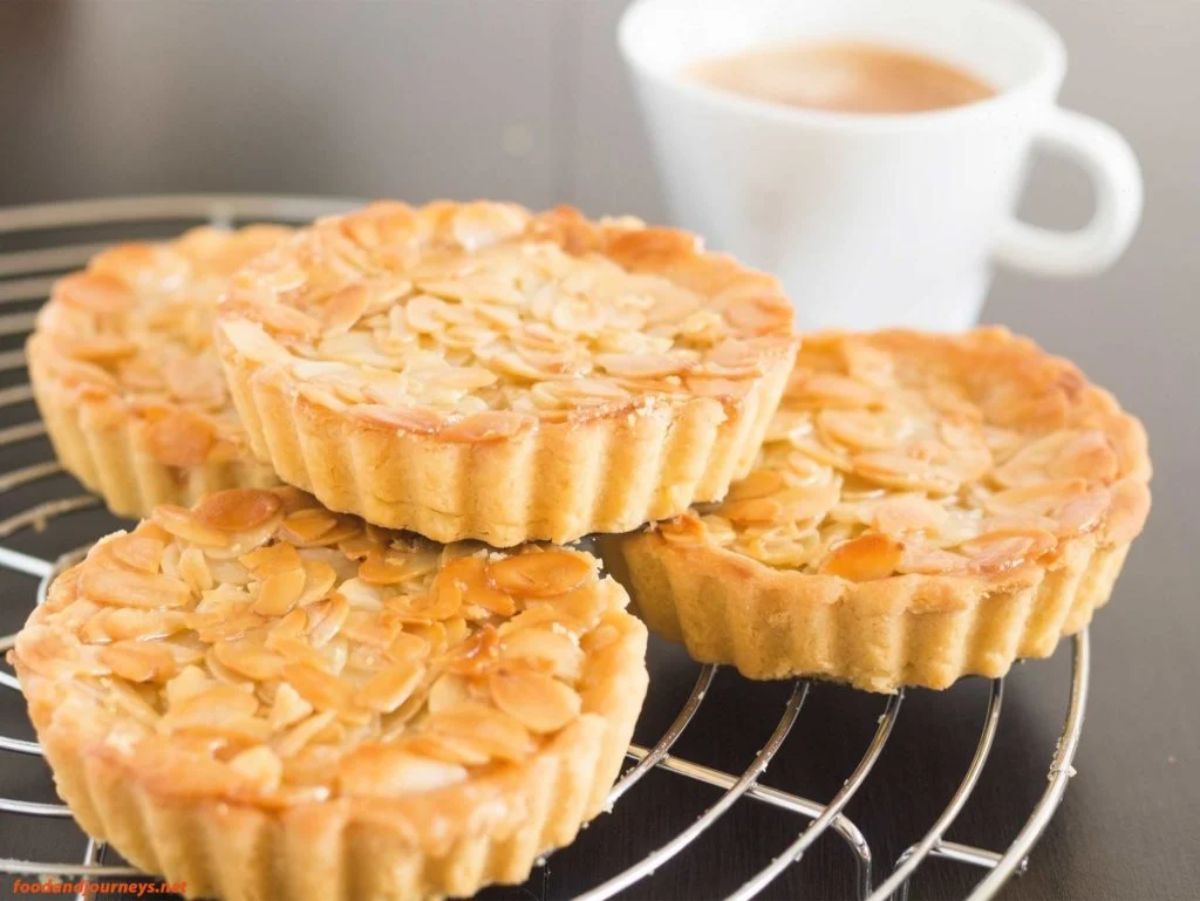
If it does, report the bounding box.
[218,338,795,547]
[21,611,648,901]
[28,338,278,518]
[600,529,1131,693]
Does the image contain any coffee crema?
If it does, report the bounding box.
[685,40,995,115]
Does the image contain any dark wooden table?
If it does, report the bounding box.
[0,2,1197,899]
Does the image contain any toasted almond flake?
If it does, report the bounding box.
[306,594,350,647]
[501,628,584,681]
[279,508,339,544]
[165,665,212,707]
[725,469,785,501]
[357,660,425,713]
[163,684,257,729]
[817,408,911,451]
[423,702,535,762]
[337,745,467,797]
[488,550,593,598]
[213,639,286,681]
[282,662,353,713]
[268,683,314,730]
[97,608,189,642]
[229,746,284,791]
[402,733,491,766]
[106,534,166,574]
[960,528,1057,574]
[194,489,282,532]
[99,641,177,683]
[142,409,218,468]
[818,534,904,582]
[239,542,302,576]
[439,410,531,442]
[314,283,370,334]
[872,494,949,536]
[177,547,214,593]
[290,560,335,607]
[252,568,307,616]
[273,710,337,758]
[57,271,134,314]
[720,497,782,526]
[426,672,474,714]
[595,352,688,379]
[488,669,581,734]
[79,567,193,609]
[152,505,231,548]
[724,296,794,336]
[358,552,416,585]
[106,681,161,727]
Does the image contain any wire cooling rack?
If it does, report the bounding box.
[0,195,1090,901]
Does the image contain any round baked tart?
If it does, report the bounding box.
[214,200,799,546]
[600,329,1151,693]
[28,226,291,517]
[12,487,648,901]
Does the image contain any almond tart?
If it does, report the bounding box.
[600,329,1150,692]
[12,486,648,901]
[28,226,291,517]
[214,200,799,546]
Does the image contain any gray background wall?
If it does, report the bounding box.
[1,2,1198,898]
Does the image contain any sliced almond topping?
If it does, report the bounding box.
[306,594,350,647]
[872,494,949,536]
[92,608,189,642]
[279,508,339,544]
[252,568,307,616]
[488,551,593,598]
[268,683,314,730]
[356,660,425,713]
[724,296,794,336]
[439,410,531,443]
[725,469,785,501]
[595,352,689,379]
[314,283,370,335]
[142,410,217,468]
[500,628,584,681]
[163,684,258,730]
[423,702,535,762]
[358,551,417,585]
[818,409,910,451]
[194,489,282,532]
[152,505,231,548]
[177,547,214,593]
[229,746,284,792]
[213,638,286,681]
[79,567,193,609]
[818,534,904,582]
[99,640,177,683]
[720,497,782,526]
[488,669,582,734]
[282,662,354,713]
[273,710,337,758]
[56,271,134,314]
[337,745,467,797]
[239,542,302,577]
[106,534,165,574]
[959,529,1057,574]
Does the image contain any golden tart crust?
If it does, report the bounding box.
[214,200,799,546]
[600,329,1151,692]
[12,487,648,901]
[28,227,290,517]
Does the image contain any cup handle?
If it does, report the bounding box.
[992,107,1142,277]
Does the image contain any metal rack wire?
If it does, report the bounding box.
[0,196,1090,900]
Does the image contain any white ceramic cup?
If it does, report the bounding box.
[619,0,1143,331]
